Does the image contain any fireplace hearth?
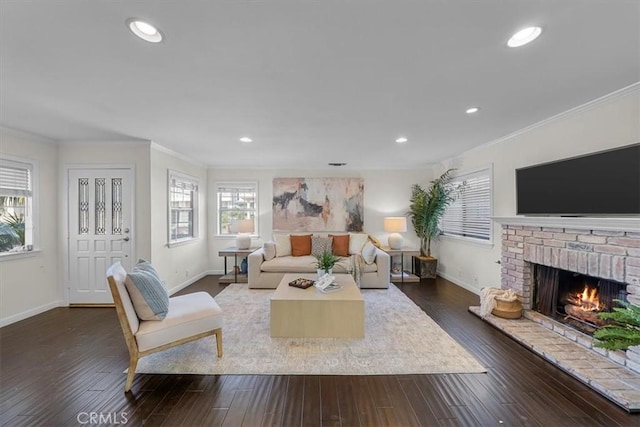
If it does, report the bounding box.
[533,264,627,335]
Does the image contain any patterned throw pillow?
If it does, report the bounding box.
[311,236,333,257]
[124,260,169,321]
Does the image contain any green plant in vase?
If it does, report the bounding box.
[315,250,339,277]
[407,169,461,278]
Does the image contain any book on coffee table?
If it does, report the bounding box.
[288,278,315,289]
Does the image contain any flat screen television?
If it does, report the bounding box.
[516,143,640,216]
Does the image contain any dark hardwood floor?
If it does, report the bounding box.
[1,276,638,426]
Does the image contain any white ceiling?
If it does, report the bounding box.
[1,1,638,169]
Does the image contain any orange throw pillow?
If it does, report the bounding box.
[290,234,312,256]
[329,234,349,257]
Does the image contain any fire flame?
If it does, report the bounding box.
[568,284,603,312]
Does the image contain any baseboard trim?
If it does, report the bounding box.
[168,271,209,295]
[437,271,480,296]
[0,300,65,328]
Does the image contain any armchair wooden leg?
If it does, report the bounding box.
[215,329,223,357]
[124,356,139,392]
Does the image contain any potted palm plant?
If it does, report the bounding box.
[407,169,459,278]
[315,250,340,278]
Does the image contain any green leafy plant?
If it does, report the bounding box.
[0,211,25,251]
[314,250,340,273]
[594,300,640,351]
[407,169,460,257]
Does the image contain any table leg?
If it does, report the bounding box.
[224,256,228,275]
[234,253,238,283]
[401,251,404,284]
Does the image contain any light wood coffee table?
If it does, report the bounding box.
[270,273,364,338]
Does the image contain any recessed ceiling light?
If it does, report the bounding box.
[127,18,163,43]
[239,137,253,143]
[507,26,542,48]
[466,107,480,114]
[395,137,408,144]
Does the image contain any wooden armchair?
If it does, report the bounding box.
[107,262,223,392]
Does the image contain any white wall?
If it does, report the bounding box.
[0,128,61,325]
[150,146,209,293]
[207,168,432,273]
[433,86,640,295]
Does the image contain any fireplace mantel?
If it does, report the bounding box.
[493,216,640,232]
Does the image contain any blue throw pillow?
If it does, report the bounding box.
[124,261,169,320]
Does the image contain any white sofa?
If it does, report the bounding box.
[248,246,390,289]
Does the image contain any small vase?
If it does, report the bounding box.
[317,268,332,279]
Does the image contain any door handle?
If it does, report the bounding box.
[120,237,130,242]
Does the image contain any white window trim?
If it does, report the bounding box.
[0,155,39,259]
[215,181,259,238]
[441,165,493,245]
[167,169,199,247]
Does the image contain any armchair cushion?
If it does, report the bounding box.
[135,291,224,352]
[124,261,169,321]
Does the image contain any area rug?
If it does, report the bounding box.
[133,283,486,375]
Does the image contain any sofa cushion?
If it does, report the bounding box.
[263,241,276,260]
[135,291,224,352]
[361,241,377,264]
[259,255,377,274]
[329,234,349,256]
[274,233,291,257]
[261,255,318,273]
[125,262,169,321]
[349,233,369,254]
[311,236,333,257]
[290,234,312,256]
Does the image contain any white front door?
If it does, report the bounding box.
[67,168,134,304]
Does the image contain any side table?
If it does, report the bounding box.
[381,247,421,284]
[218,246,259,284]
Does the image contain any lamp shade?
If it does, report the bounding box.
[383,217,407,233]
[384,217,406,250]
[233,219,255,234]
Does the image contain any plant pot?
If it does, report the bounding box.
[317,268,332,279]
[414,256,437,279]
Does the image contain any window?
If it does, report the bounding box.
[0,157,36,254]
[441,167,492,242]
[216,182,257,235]
[168,170,199,245]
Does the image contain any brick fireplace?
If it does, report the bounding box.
[495,216,640,369]
[480,217,640,411]
[498,217,640,310]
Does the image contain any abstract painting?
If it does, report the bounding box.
[273,178,364,231]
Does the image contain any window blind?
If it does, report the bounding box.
[441,169,492,241]
[0,160,32,197]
